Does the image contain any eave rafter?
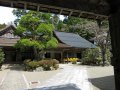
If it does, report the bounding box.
[0,0,110,20]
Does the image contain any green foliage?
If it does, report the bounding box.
[57,20,64,30]
[60,16,95,40]
[37,23,54,33]
[12,9,27,18]
[19,14,40,32]
[15,39,45,50]
[31,40,45,49]
[14,25,26,36]
[46,37,58,48]
[15,39,32,49]
[82,47,102,65]
[24,59,59,71]
[63,17,88,25]
[14,11,58,58]
[105,49,111,64]
[40,13,52,23]
[0,24,6,30]
[68,27,94,40]
[81,47,111,66]
[0,49,5,68]
[27,61,39,70]
[23,59,31,66]
[12,9,27,25]
[23,59,39,71]
[37,23,55,41]
[38,59,59,70]
[12,9,52,25]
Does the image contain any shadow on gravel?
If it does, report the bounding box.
[29,83,81,90]
[89,75,115,90]
[3,64,24,71]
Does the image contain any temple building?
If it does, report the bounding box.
[0,25,95,63]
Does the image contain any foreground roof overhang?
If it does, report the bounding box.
[0,0,114,20]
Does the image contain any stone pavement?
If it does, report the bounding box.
[86,66,115,90]
[0,64,115,90]
[0,64,27,90]
[32,64,92,90]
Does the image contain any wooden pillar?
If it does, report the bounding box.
[16,50,22,62]
[51,51,54,59]
[61,51,63,63]
[109,9,120,90]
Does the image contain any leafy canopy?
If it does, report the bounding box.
[0,49,5,65]
[14,11,58,50]
[58,16,95,40]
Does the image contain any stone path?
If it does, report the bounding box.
[0,64,114,90]
[34,64,92,90]
[0,64,27,90]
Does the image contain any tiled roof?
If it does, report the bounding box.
[0,25,19,47]
[0,25,16,36]
[0,38,19,46]
[0,25,96,48]
[54,31,96,48]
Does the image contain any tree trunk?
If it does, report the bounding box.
[101,48,106,66]
[40,50,45,60]
[33,47,39,60]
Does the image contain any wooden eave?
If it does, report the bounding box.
[0,0,111,20]
[0,25,16,36]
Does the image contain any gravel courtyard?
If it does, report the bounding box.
[0,64,115,90]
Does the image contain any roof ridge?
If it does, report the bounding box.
[54,30,79,35]
[0,25,16,36]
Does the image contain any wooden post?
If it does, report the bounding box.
[61,51,63,63]
[109,9,120,90]
[51,51,54,59]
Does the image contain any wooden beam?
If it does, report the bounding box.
[0,0,109,20]
[69,11,73,16]
[109,6,120,90]
[37,5,40,12]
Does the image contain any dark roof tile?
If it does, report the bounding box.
[54,31,96,48]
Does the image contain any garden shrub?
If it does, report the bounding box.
[23,59,31,65]
[23,59,31,71]
[28,61,39,70]
[38,60,52,70]
[51,59,59,70]
[69,58,79,64]
[53,64,59,70]
[105,49,111,65]
[51,59,59,65]
[38,59,59,71]
[81,47,102,65]
[64,58,79,64]
[0,49,5,69]
[23,59,59,71]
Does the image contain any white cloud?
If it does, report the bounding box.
[0,6,16,24]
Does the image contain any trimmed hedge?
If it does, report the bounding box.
[24,59,59,71]
[0,49,5,69]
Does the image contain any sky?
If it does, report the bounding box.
[0,6,16,24]
[0,6,65,24]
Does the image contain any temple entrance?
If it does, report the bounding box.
[4,51,16,63]
[3,47,17,63]
[54,53,61,62]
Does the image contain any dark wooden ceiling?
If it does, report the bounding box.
[0,0,119,20]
